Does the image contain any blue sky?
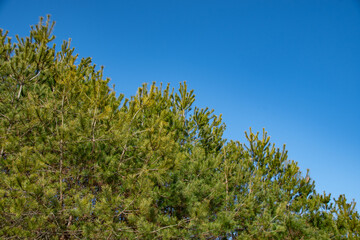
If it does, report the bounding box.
[1,0,359,204]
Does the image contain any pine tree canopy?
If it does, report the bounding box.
[1,17,359,239]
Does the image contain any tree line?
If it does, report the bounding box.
[0,17,359,239]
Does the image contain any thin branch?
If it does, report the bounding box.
[150,218,191,234]
[29,70,41,82]
[17,84,23,99]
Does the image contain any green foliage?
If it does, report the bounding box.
[1,16,359,239]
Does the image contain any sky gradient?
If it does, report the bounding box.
[1,0,359,204]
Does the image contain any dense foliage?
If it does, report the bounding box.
[1,17,359,239]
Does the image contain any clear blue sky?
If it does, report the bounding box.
[1,0,359,204]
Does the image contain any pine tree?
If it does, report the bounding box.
[1,16,359,239]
